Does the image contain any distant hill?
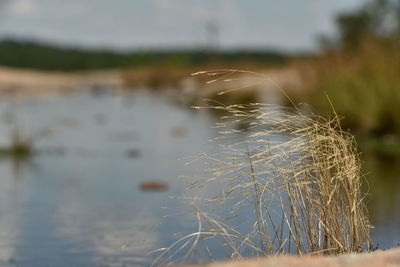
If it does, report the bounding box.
[0,39,288,71]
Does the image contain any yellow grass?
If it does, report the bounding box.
[152,70,372,265]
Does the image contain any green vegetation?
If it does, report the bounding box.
[0,127,34,159]
[0,40,287,71]
[303,0,400,136]
[306,39,400,135]
[358,134,400,157]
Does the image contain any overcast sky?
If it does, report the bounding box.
[0,0,366,52]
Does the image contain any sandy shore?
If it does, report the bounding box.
[0,65,309,105]
[0,66,123,99]
[178,248,400,267]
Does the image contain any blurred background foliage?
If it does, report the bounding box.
[303,0,400,137]
[0,40,287,70]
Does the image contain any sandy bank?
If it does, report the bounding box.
[0,66,310,105]
[0,66,122,99]
[178,248,400,267]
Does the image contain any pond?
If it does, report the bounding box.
[0,89,398,266]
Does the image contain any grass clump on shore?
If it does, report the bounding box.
[154,94,372,264]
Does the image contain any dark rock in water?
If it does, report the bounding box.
[91,84,110,96]
[139,181,168,192]
[171,127,186,137]
[126,148,141,158]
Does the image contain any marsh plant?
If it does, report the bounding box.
[153,70,371,265]
[0,126,34,158]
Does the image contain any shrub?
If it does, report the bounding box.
[305,39,400,135]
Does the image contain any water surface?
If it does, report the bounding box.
[0,90,398,266]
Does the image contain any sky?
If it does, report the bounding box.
[0,0,367,52]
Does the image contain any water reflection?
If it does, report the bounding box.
[0,159,26,266]
[363,154,400,249]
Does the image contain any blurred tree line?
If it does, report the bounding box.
[308,0,400,137]
[321,0,399,49]
[0,39,287,71]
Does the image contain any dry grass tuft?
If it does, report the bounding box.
[152,70,372,265]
